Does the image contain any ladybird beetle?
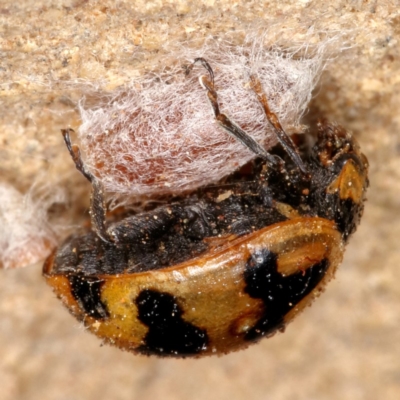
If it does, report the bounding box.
[43,58,369,357]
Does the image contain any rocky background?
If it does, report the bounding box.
[1,1,400,400]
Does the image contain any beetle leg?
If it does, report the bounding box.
[187,58,280,168]
[249,75,308,175]
[61,128,113,244]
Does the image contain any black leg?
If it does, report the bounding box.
[61,129,112,243]
[187,58,280,168]
[187,58,308,175]
[249,75,308,175]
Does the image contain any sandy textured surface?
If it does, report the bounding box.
[1,1,400,400]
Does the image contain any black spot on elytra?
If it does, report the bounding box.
[136,289,208,357]
[243,248,329,341]
[69,274,109,320]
